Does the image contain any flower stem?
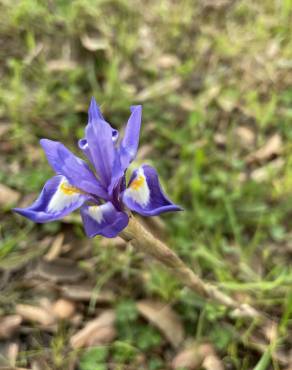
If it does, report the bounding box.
[119,216,290,364]
[120,215,262,320]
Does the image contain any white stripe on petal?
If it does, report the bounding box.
[124,168,150,207]
[87,205,104,224]
[48,177,83,213]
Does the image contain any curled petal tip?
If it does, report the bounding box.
[123,165,182,216]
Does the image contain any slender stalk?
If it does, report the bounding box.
[120,216,290,364]
[120,215,263,320]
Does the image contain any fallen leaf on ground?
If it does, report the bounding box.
[6,342,19,367]
[172,342,216,369]
[202,354,224,370]
[137,77,181,101]
[202,0,232,9]
[47,60,77,72]
[234,126,256,149]
[61,284,115,303]
[44,234,64,261]
[80,34,109,51]
[137,300,184,348]
[156,54,179,69]
[0,316,22,339]
[239,158,284,183]
[16,304,55,326]
[70,310,116,349]
[52,299,76,320]
[0,368,29,370]
[0,184,20,207]
[246,134,282,163]
[214,133,226,147]
[23,43,44,64]
[35,258,85,283]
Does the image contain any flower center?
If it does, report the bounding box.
[60,182,83,195]
[130,175,145,190]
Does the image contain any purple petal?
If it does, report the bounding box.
[80,202,129,238]
[88,96,105,121]
[13,175,90,223]
[108,105,142,194]
[78,130,119,163]
[78,138,93,163]
[122,165,182,216]
[119,105,142,170]
[85,98,115,187]
[40,139,108,199]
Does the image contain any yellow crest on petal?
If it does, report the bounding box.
[130,175,145,190]
[60,182,83,195]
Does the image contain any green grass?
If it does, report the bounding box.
[0,0,292,369]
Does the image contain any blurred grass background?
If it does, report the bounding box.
[0,0,292,369]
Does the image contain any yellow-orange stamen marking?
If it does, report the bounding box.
[130,175,145,190]
[60,182,83,195]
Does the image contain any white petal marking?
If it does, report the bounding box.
[87,205,104,224]
[124,168,150,207]
[48,177,82,213]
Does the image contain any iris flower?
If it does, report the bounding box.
[13,98,182,238]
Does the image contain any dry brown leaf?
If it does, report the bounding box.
[0,368,29,370]
[44,234,64,261]
[47,60,77,72]
[35,258,85,283]
[180,95,196,111]
[61,284,114,303]
[202,354,224,370]
[6,342,19,367]
[16,304,55,326]
[239,158,284,183]
[156,54,179,69]
[214,133,226,147]
[0,316,22,339]
[246,134,282,163]
[137,300,184,348]
[202,0,232,10]
[80,34,109,51]
[23,43,44,64]
[52,299,76,320]
[172,343,214,369]
[70,310,116,349]
[234,126,256,149]
[137,77,181,101]
[0,184,20,207]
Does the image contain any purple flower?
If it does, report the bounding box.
[13,98,182,238]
